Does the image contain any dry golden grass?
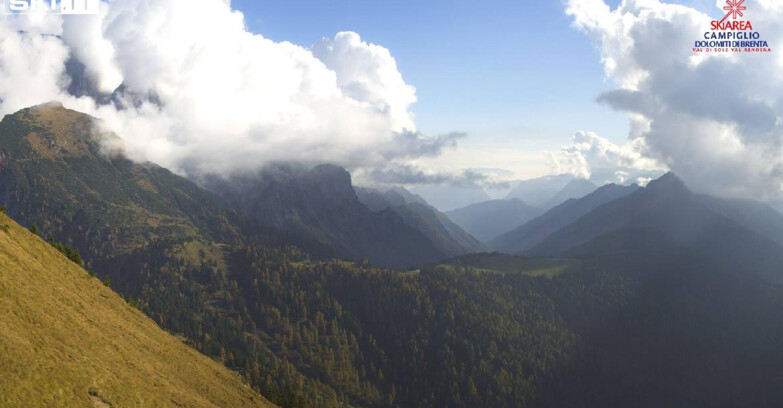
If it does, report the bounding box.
[0,214,275,408]
[21,102,94,158]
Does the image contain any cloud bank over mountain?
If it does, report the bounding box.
[0,0,457,180]
[566,0,783,201]
[548,130,665,183]
[2,0,783,202]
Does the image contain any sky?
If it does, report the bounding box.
[232,0,629,180]
[0,0,782,206]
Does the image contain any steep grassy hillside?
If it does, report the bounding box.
[0,213,275,408]
[0,103,349,407]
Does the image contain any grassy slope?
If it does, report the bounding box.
[0,214,275,408]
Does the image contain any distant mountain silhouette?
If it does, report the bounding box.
[411,182,491,211]
[446,198,541,242]
[356,186,486,257]
[489,183,640,253]
[545,178,598,208]
[505,174,575,208]
[527,173,783,284]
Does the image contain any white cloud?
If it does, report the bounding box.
[312,32,417,132]
[548,130,665,181]
[0,0,456,181]
[567,0,783,200]
[61,8,122,93]
[0,18,69,114]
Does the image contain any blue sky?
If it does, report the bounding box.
[226,0,731,181]
[231,0,630,178]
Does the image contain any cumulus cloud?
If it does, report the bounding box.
[61,9,122,93]
[0,0,459,182]
[566,0,783,200]
[312,32,417,132]
[548,130,665,181]
[0,17,69,114]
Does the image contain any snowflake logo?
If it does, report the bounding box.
[722,0,747,21]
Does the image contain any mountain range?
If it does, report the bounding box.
[490,174,783,284]
[0,103,542,407]
[0,102,479,271]
[503,169,664,210]
[5,103,783,407]
[489,183,640,253]
[504,174,577,208]
[524,173,783,284]
[354,186,486,256]
[201,165,482,268]
[445,198,541,242]
[543,178,598,208]
[442,177,605,243]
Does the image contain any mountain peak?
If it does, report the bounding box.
[2,102,104,159]
[309,163,351,181]
[566,177,596,187]
[560,177,598,195]
[17,101,84,123]
[545,177,598,208]
[306,164,354,195]
[645,172,689,194]
[30,100,65,110]
[592,182,640,196]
